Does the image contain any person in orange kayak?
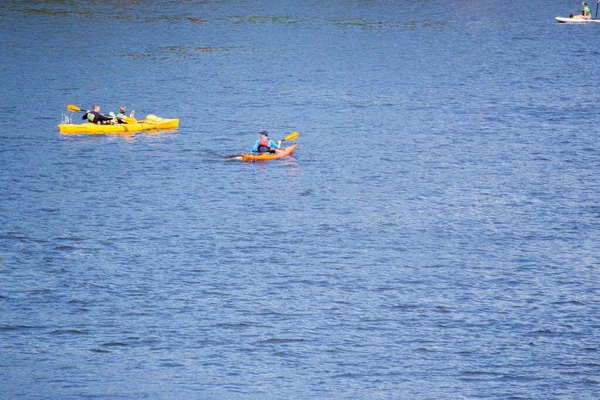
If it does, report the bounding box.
[252,130,281,153]
[82,104,116,124]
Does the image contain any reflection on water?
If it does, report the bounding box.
[117,46,274,61]
[8,1,454,31]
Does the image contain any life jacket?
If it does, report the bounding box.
[116,113,128,124]
[259,136,270,147]
[86,111,112,124]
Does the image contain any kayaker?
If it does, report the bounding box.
[83,104,116,125]
[116,106,135,124]
[252,131,281,153]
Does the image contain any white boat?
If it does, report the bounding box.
[556,16,600,23]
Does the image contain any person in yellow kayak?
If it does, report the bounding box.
[82,104,116,124]
[116,106,135,124]
[571,2,593,19]
[252,130,281,153]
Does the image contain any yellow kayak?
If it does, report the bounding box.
[58,114,179,134]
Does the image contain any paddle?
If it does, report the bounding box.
[283,131,298,141]
[596,1,598,19]
[66,104,136,124]
[226,131,299,159]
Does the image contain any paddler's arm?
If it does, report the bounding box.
[271,140,282,153]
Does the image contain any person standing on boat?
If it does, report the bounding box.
[83,104,115,124]
[116,106,135,124]
[252,131,281,153]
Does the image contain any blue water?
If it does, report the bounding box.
[2,1,600,398]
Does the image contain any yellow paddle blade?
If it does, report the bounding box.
[67,104,81,112]
[122,117,137,124]
[284,131,298,141]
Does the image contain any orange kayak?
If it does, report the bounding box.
[241,144,297,162]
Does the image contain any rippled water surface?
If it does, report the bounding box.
[1,1,600,398]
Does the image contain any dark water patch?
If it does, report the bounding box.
[117,46,268,61]
[461,370,505,378]
[123,311,151,317]
[498,374,544,382]
[54,245,75,251]
[411,347,439,354]
[55,236,86,242]
[0,325,44,331]
[90,348,111,353]
[331,372,366,379]
[551,300,585,306]
[187,17,208,23]
[578,362,600,368]
[67,298,88,305]
[190,268,207,273]
[29,288,53,295]
[227,15,311,26]
[258,338,306,345]
[196,339,223,346]
[219,15,452,31]
[19,7,95,17]
[527,329,555,336]
[433,306,452,313]
[120,14,186,24]
[137,338,161,346]
[250,310,298,318]
[2,231,28,240]
[51,329,89,335]
[214,323,255,329]
[387,304,420,310]
[101,342,128,348]
[159,361,184,368]
[276,278,330,287]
